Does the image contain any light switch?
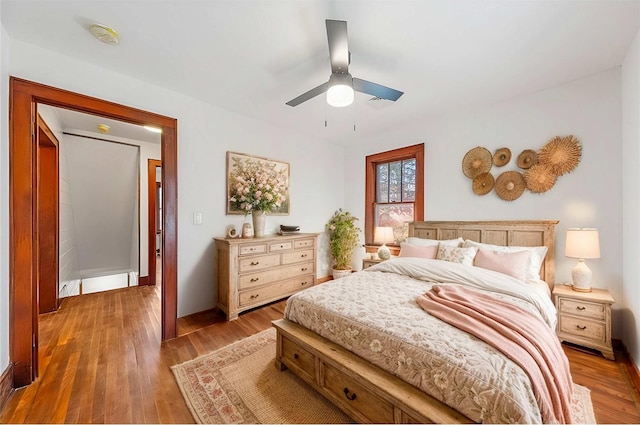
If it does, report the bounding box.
[193,212,202,225]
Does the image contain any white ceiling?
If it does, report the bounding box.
[3,0,639,144]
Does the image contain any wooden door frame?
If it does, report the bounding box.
[9,77,179,387]
[145,159,162,286]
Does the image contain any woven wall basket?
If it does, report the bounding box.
[462,147,492,179]
[495,171,526,201]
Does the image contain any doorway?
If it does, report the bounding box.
[9,77,178,387]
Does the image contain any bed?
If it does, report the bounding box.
[272,220,563,424]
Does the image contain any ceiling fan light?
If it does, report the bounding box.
[327,84,354,107]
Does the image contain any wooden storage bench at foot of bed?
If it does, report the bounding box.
[272,318,472,424]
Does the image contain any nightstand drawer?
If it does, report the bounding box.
[558,316,606,343]
[559,298,605,321]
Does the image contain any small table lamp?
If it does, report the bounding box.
[565,228,600,292]
[374,226,395,260]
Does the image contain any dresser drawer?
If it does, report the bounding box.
[281,336,316,382]
[321,362,394,424]
[239,276,313,307]
[270,241,293,252]
[559,298,605,321]
[239,244,268,256]
[558,316,606,343]
[294,239,315,249]
[238,262,314,289]
[239,254,280,272]
[282,249,314,265]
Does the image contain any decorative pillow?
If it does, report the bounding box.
[436,244,478,266]
[462,239,548,282]
[406,237,464,247]
[399,243,438,259]
[474,248,532,282]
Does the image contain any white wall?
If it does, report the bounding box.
[6,39,344,317]
[622,28,640,368]
[344,69,626,336]
[64,135,139,276]
[0,19,10,374]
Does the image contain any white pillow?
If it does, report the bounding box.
[436,244,478,266]
[406,237,464,247]
[462,239,548,282]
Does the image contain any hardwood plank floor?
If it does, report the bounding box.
[1,284,639,423]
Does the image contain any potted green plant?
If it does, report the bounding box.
[326,209,361,279]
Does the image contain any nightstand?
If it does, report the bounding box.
[363,256,397,269]
[363,257,383,269]
[552,284,614,360]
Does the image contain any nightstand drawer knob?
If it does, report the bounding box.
[576,325,587,330]
[576,306,586,311]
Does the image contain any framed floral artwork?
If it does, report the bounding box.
[226,151,290,215]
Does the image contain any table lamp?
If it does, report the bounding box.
[374,226,394,260]
[565,228,600,292]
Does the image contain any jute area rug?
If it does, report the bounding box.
[171,328,597,424]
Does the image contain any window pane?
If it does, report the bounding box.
[375,203,414,243]
[376,163,388,203]
[402,158,416,201]
[388,161,402,202]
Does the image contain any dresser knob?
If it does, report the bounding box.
[301,254,307,258]
[250,261,260,266]
[250,277,259,282]
[301,267,308,271]
[576,325,587,330]
[250,294,259,299]
[293,353,299,359]
[576,306,586,311]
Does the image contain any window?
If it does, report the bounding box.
[365,144,424,245]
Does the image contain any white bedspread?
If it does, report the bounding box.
[284,257,560,424]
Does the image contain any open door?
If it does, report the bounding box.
[37,115,59,314]
[145,159,162,286]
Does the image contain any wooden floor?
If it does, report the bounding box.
[1,284,639,424]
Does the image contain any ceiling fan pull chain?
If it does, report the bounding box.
[324,101,328,127]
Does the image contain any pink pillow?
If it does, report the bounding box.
[399,243,437,259]
[474,248,532,282]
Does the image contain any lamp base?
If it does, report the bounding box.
[571,259,592,292]
[377,244,391,260]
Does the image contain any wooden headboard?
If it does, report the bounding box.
[409,220,558,287]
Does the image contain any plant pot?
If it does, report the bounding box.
[332,268,352,279]
[252,210,266,237]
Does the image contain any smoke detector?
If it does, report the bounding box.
[90,24,120,45]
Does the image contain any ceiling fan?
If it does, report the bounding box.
[286,19,404,108]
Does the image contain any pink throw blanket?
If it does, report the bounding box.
[416,285,574,424]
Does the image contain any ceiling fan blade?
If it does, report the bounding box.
[286,81,330,107]
[326,20,349,74]
[353,78,404,101]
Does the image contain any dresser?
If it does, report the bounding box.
[552,284,615,360]
[214,233,319,320]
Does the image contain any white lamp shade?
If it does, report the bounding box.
[565,228,600,259]
[374,227,394,244]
